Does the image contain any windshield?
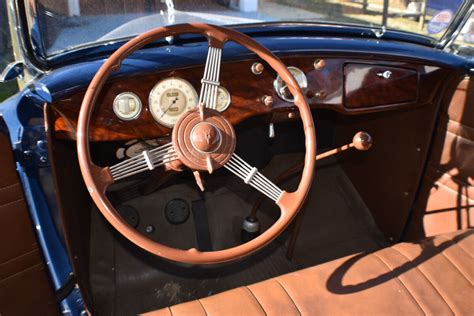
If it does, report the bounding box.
[1,0,18,100]
[32,0,468,56]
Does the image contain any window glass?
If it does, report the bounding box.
[34,0,468,56]
[0,1,19,102]
[451,11,474,58]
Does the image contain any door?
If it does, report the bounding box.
[406,76,474,239]
[0,119,58,315]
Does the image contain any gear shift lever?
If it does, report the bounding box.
[315,131,373,161]
[241,131,373,243]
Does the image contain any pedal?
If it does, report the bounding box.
[241,216,260,243]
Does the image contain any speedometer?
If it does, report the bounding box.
[149,78,198,127]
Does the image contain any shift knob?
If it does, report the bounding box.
[353,131,373,151]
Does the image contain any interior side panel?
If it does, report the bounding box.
[45,105,95,312]
[406,76,474,240]
[0,119,57,315]
[335,92,450,242]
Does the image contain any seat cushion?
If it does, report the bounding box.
[143,230,474,315]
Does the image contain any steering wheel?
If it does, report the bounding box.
[77,24,316,264]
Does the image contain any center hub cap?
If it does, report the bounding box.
[191,122,221,153]
[172,108,236,172]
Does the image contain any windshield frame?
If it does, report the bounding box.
[438,2,473,48]
[14,0,472,69]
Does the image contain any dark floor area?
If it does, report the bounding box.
[89,155,387,315]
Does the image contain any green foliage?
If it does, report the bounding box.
[0,81,18,102]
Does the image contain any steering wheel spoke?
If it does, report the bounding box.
[224,153,283,202]
[199,45,222,110]
[109,142,178,181]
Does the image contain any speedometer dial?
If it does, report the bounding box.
[149,78,198,127]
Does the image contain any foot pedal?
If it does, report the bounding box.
[241,216,260,243]
[191,199,212,251]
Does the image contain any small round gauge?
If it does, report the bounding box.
[216,86,231,112]
[273,66,308,102]
[149,78,198,127]
[113,92,142,121]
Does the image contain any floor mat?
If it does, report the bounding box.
[89,155,387,315]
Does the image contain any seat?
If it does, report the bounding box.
[144,230,474,315]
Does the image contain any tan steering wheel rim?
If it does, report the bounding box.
[77,23,316,264]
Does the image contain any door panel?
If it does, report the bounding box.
[406,76,474,239]
[0,120,58,315]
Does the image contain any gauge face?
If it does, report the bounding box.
[113,92,142,121]
[216,86,231,112]
[273,66,308,102]
[116,139,161,159]
[149,78,198,127]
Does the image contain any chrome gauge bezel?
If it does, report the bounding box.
[113,92,142,121]
[148,77,198,128]
[216,86,231,112]
[273,66,308,102]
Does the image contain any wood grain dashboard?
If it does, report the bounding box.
[51,56,449,141]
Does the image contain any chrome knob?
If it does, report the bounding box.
[262,95,274,107]
[251,62,264,75]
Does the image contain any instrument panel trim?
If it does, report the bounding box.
[50,56,450,141]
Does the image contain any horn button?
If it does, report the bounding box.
[191,122,221,153]
[172,108,236,172]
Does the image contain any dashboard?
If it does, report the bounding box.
[50,55,449,141]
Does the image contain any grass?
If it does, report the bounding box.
[0,81,18,102]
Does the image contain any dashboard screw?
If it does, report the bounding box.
[314,59,326,70]
[288,112,298,119]
[262,95,273,107]
[251,62,264,75]
[314,90,327,100]
[145,225,155,233]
